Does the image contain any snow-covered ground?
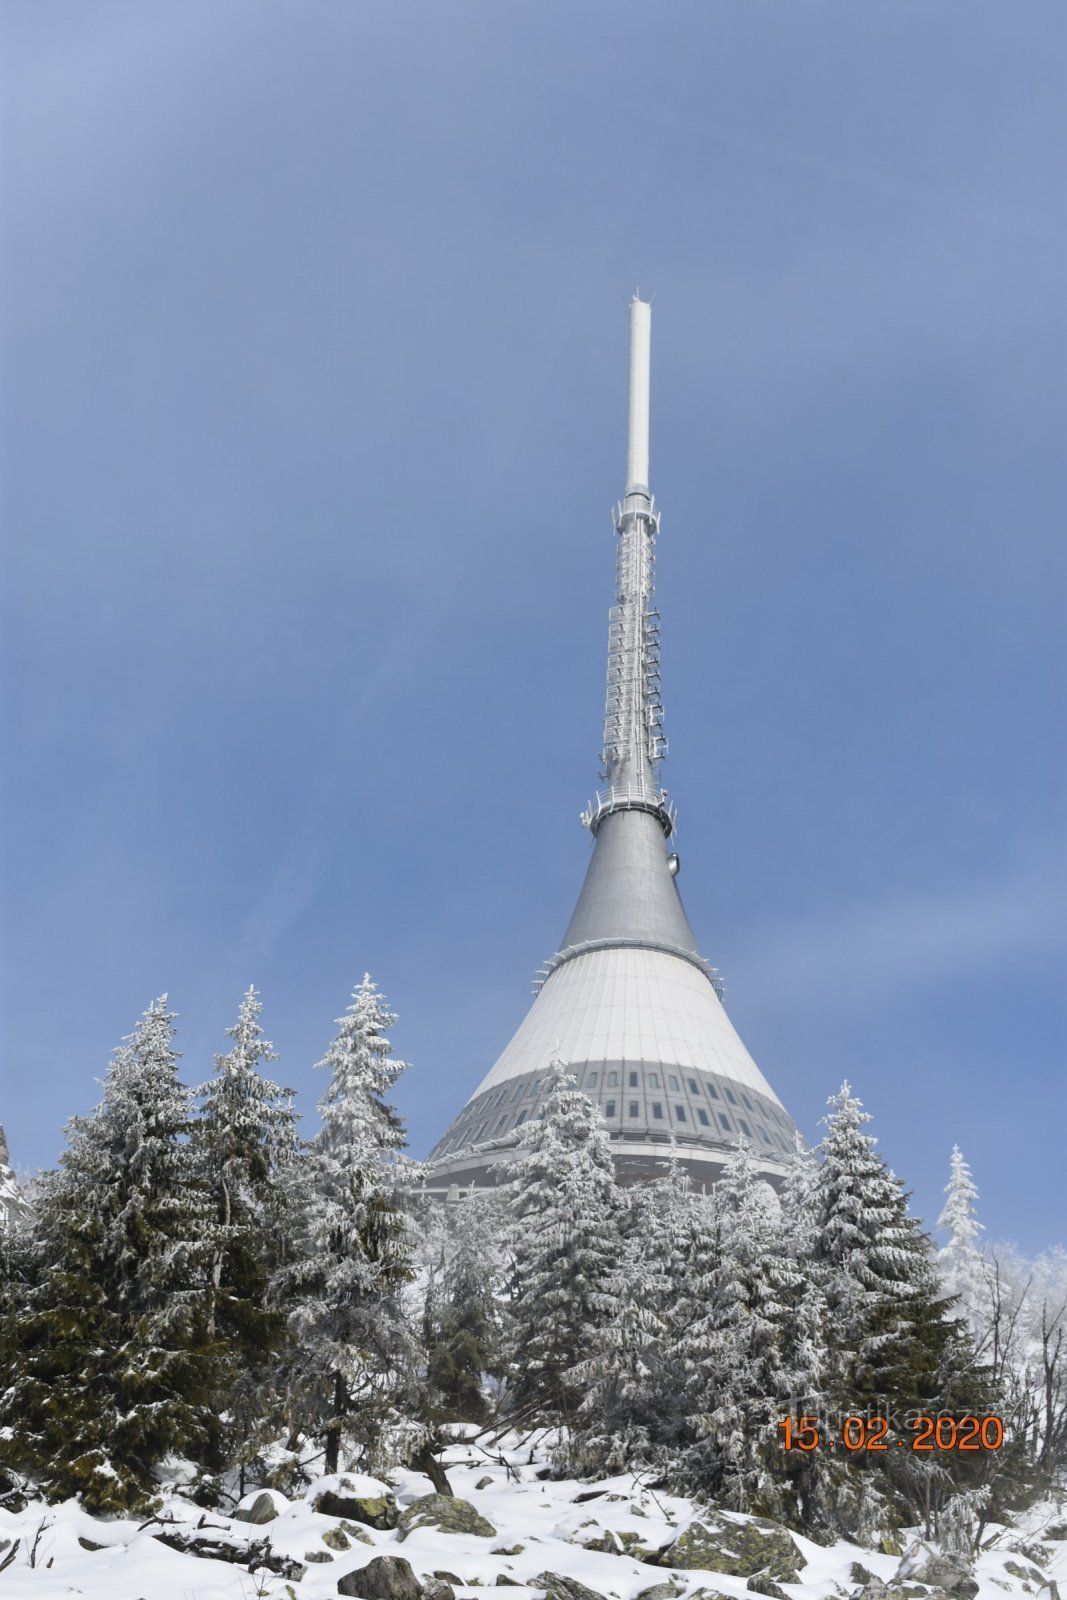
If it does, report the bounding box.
[0,1435,1063,1600]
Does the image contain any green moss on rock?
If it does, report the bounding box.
[398,1494,496,1541]
[660,1516,806,1580]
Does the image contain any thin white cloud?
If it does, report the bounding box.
[735,862,1065,1013]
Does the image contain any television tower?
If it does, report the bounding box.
[425,299,799,1189]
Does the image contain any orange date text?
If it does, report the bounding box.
[776,1415,1004,1452]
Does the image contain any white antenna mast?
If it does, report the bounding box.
[626,295,652,493]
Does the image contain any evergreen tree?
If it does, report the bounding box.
[423,1191,507,1424]
[506,1059,626,1431]
[570,1175,674,1475]
[936,1145,985,1336]
[813,1084,992,1537]
[814,1084,934,1417]
[676,1142,797,1512]
[774,1139,835,1530]
[0,998,219,1512]
[0,1214,33,1494]
[283,975,417,1473]
[194,987,299,1473]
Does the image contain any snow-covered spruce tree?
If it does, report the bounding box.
[283,975,417,1474]
[0,998,219,1512]
[505,1058,627,1435]
[571,1144,710,1477]
[422,1190,507,1424]
[772,1138,836,1531]
[675,1141,800,1514]
[936,1146,985,1338]
[570,1172,674,1476]
[194,987,299,1474]
[812,1084,992,1537]
[0,1212,34,1505]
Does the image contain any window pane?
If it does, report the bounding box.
[629,1072,638,1088]
[649,1073,660,1088]
[628,1101,639,1117]
[588,1072,598,1087]
[674,1105,686,1122]
[739,1118,751,1136]
[604,1100,616,1118]
[718,1113,732,1131]
[652,1102,664,1119]
[687,1078,699,1095]
[725,1087,738,1105]
[608,1071,618,1087]
[668,1075,679,1091]
[697,1108,710,1126]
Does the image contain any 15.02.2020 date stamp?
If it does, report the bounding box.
[776,1415,1004,1452]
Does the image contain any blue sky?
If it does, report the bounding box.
[2,2,1064,1252]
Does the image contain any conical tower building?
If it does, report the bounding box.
[426,299,799,1190]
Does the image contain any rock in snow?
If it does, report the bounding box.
[231,1488,281,1524]
[397,1493,497,1541]
[314,1483,400,1529]
[337,1553,424,1600]
[897,1539,980,1600]
[532,1572,610,1600]
[660,1513,807,1579]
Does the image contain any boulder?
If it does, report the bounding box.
[493,1546,526,1556]
[635,1583,685,1600]
[475,1476,495,1490]
[233,1490,280,1525]
[424,1582,456,1600]
[660,1515,806,1581]
[77,1537,107,1552]
[324,1528,353,1551]
[897,1543,978,1600]
[559,1518,660,1561]
[307,1551,335,1563]
[1004,1562,1047,1589]
[532,1575,609,1600]
[686,1590,735,1600]
[497,1579,522,1587]
[747,1580,791,1600]
[340,1521,375,1546]
[1046,1526,1067,1543]
[853,1584,891,1600]
[433,1573,463,1585]
[338,1555,424,1600]
[398,1494,496,1541]
[316,1486,399,1531]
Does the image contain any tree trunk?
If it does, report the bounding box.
[412,1443,454,1497]
[324,1372,345,1475]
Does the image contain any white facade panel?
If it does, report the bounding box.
[472,945,784,1109]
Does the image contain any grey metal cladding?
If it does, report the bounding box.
[561,808,698,955]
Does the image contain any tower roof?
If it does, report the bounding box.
[424,300,799,1191]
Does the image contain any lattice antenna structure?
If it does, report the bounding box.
[583,297,674,839]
